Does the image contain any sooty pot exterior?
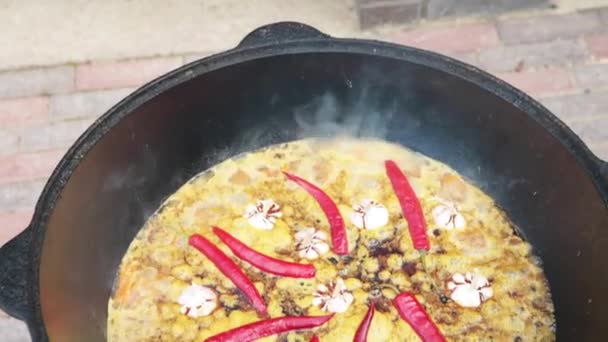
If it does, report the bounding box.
[0,23,606,341]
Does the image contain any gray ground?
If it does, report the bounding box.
[0,0,359,71]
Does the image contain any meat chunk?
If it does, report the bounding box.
[438,174,467,202]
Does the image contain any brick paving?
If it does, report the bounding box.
[496,11,604,44]
[586,33,608,59]
[389,22,501,53]
[382,8,608,148]
[476,38,588,72]
[1,5,608,341]
[0,317,29,342]
[75,57,182,91]
[0,66,75,99]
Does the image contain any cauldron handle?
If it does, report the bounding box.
[237,22,331,48]
[0,225,35,324]
[599,158,608,190]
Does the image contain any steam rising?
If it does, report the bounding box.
[293,90,396,139]
[201,87,399,170]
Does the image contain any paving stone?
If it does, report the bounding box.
[541,92,608,123]
[589,142,608,161]
[568,116,608,143]
[0,129,19,155]
[19,117,94,152]
[49,88,133,121]
[0,180,45,212]
[496,68,576,98]
[575,64,608,90]
[427,0,550,19]
[0,66,74,99]
[597,6,608,24]
[0,149,65,185]
[477,39,588,72]
[358,0,420,28]
[427,0,483,18]
[497,11,603,45]
[0,97,49,126]
[0,317,30,342]
[389,22,499,54]
[0,210,32,248]
[76,57,182,91]
[585,33,608,60]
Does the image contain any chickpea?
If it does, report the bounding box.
[387,254,403,271]
[344,278,363,290]
[378,270,391,281]
[362,258,380,273]
[171,264,193,281]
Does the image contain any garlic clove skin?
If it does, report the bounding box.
[325,292,354,313]
[311,296,324,307]
[313,278,354,313]
[299,245,327,260]
[350,199,389,230]
[450,285,482,308]
[177,283,217,318]
[246,214,274,230]
[453,214,466,229]
[295,228,329,260]
[295,227,316,241]
[244,199,282,230]
[447,271,493,308]
[432,202,466,230]
[452,272,466,284]
[479,287,494,301]
[305,242,330,259]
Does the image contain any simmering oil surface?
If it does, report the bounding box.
[108,138,555,341]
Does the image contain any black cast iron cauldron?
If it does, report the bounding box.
[0,22,607,341]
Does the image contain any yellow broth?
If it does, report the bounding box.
[108,138,555,341]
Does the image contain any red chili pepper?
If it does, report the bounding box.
[385,160,430,251]
[189,234,267,316]
[393,292,446,342]
[309,336,320,342]
[212,226,316,278]
[283,172,348,255]
[204,314,334,342]
[354,302,375,342]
